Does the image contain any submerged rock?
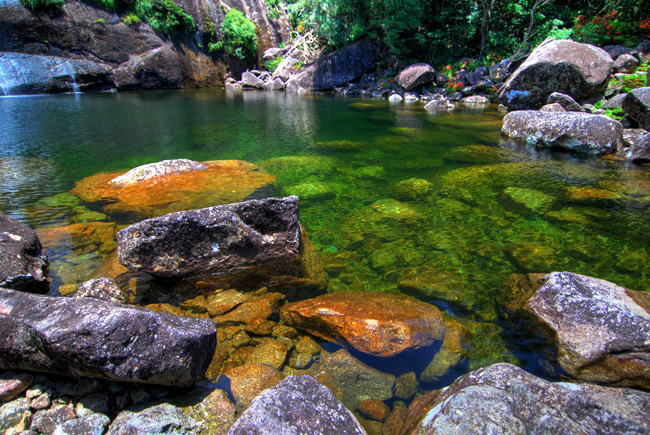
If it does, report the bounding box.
[525,271,650,389]
[0,213,49,294]
[117,196,300,278]
[280,291,446,357]
[109,159,207,186]
[72,277,125,304]
[499,39,613,110]
[0,288,216,387]
[222,363,284,410]
[407,363,650,434]
[71,160,275,220]
[501,111,623,155]
[228,376,366,435]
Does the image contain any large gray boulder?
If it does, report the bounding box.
[499,39,613,110]
[107,403,200,435]
[0,288,216,387]
[622,87,650,130]
[117,196,301,278]
[408,363,650,434]
[525,272,650,390]
[397,63,436,91]
[625,133,650,163]
[109,159,207,186]
[0,213,49,293]
[285,39,381,91]
[501,110,623,155]
[227,376,367,435]
[0,52,112,96]
[113,46,184,91]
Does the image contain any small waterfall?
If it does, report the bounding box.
[61,60,81,94]
[0,55,9,96]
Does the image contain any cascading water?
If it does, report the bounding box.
[0,54,11,96]
[60,60,81,94]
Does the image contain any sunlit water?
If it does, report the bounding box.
[2,89,649,394]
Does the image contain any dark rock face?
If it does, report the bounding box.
[408,363,650,434]
[285,39,381,91]
[0,52,112,96]
[0,213,49,293]
[113,46,184,91]
[501,110,623,155]
[525,272,650,390]
[622,87,650,130]
[227,376,366,435]
[0,288,216,387]
[625,133,650,163]
[117,196,301,278]
[397,63,436,91]
[499,40,613,110]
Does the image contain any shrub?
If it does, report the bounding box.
[86,0,116,11]
[121,13,141,27]
[20,0,65,11]
[135,0,195,37]
[210,9,257,59]
[574,11,650,46]
[264,57,283,72]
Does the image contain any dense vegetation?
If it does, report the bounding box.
[281,0,650,66]
[209,9,258,59]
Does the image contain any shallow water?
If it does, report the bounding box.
[2,89,649,392]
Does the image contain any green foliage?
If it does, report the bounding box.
[86,0,117,11]
[19,0,65,11]
[94,18,107,23]
[121,13,141,27]
[135,0,195,37]
[264,57,283,72]
[211,9,257,59]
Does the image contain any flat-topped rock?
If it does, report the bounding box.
[0,213,49,294]
[525,272,650,389]
[71,160,276,220]
[117,196,300,278]
[109,159,207,186]
[407,363,650,434]
[227,376,366,435]
[501,110,623,155]
[280,291,446,357]
[0,288,216,387]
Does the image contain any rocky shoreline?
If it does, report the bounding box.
[2,157,650,433]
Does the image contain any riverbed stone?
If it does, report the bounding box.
[30,404,76,435]
[0,213,49,294]
[0,397,32,433]
[0,288,216,387]
[407,363,650,434]
[503,187,555,213]
[312,349,395,410]
[207,290,249,317]
[622,87,650,130]
[212,292,285,326]
[71,160,276,220]
[397,63,436,91]
[117,196,300,278]
[109,159,207,186]
[107,403,200,435]
[501,110,623,155]
[228,375,366,435]
[175,388,236,435]
[625,133,650,163]
[359,398,390,423]
[499,39,613,110]
[547,92,585,112]
[223,363,284,410]
[55,412,110,435]
[525,271,650,389]
[72,277,125,304]
[280,291,446,357]
[0,371,33,402]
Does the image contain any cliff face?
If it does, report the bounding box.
[0,0,290,94]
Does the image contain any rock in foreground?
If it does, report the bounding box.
[117,196,300,278]
[525,271,650,389]
[228,376,366,435]
[280,291,446,357]
[0,288,216,387]
[622,87,650,130]
[109,159,207,186]
[499,39,613,110]
[407,363,650,434]
[501,110,622,155]
[0,213,49,293]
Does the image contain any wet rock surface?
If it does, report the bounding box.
[499,39,613,110]
[501,110,623,155]
[117,196,300,278]
[71,160,276,220]
[397,63,436,91]
[525,272,650,389]
[228,376,366,435]
[280,291,446,357]
[109,159,207,187]
[113,46,185,91]
[622,87,650,130]
[0,288,216,386]
[72,277,125,304]
[0,213,49,294]
[107,403,199,435]
[407,363,650,435]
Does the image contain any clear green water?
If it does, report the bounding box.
[2,89,650,386]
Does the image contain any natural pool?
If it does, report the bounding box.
[2,89,650,399]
